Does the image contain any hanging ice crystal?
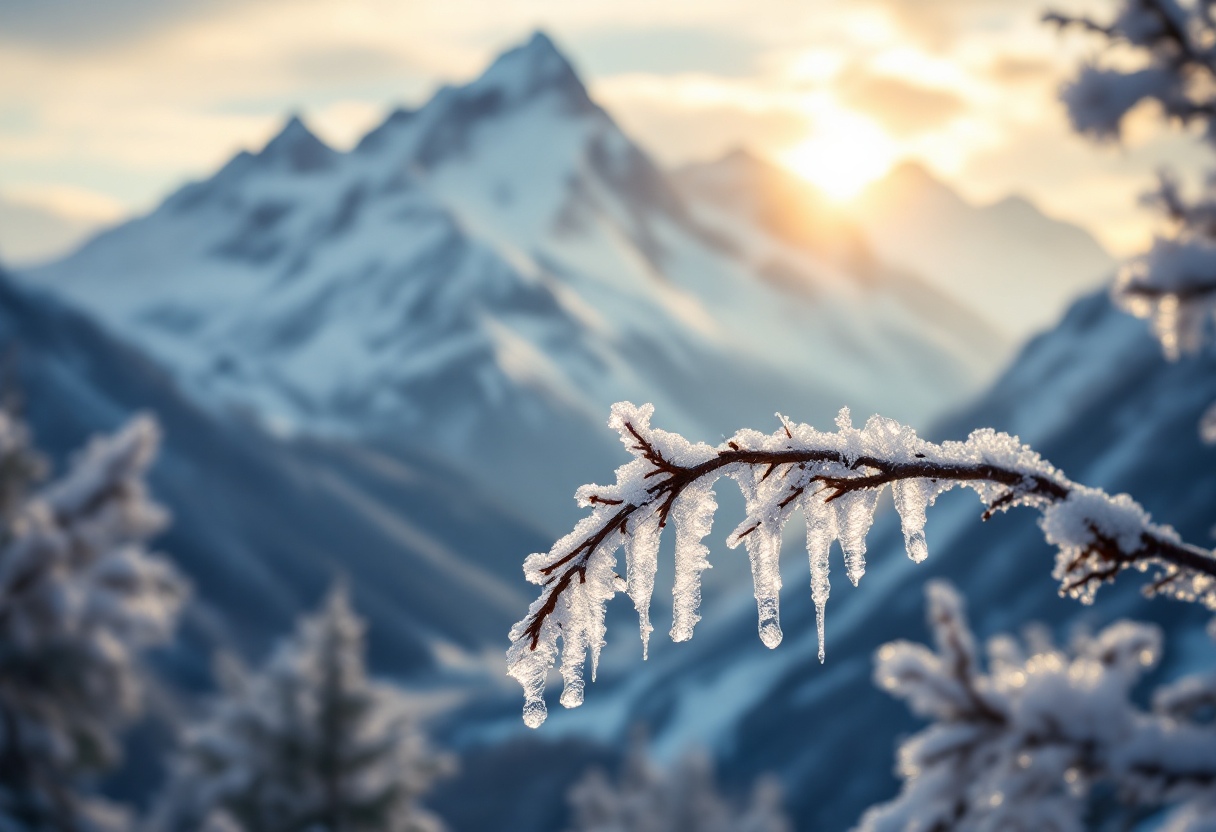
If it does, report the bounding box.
[892,479,931,563]
[669,475,721,642]
[746,519,784,649]
[625,509,662,658]
[834,489,882,586]
[803,492,838,663]
[729,467,788,649]
[508,631,557,728]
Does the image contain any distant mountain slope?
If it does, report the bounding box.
[24,33,1003,533]
[854,161,1116,338]
[485,287,1216,832]
[673,148,1005,356]
[0,263,547,684]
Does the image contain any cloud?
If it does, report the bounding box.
[286,45,420,86]
[837,70,966,136]
[591,74,809,164]
[569,27,765,77]
[0,0,268,50]
[988,55,1054,84]
[874,0,1028,49]
[2,184,125,222]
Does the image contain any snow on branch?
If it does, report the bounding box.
[858,581,1216,832]
[507,403,1216,727]
[1049,0,1216,366]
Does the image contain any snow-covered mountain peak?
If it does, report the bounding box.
[256,114,338,174]
[470,30,594,113]
[351,30,602,178]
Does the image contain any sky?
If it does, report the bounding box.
[0,0,1209,256]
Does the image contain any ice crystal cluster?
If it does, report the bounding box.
[153,585,452,832]
[506,402,1214,726]
[1052,0,1216,407]
[0,412,187,830]
[566,734,790,832]
[859,580,1216,832]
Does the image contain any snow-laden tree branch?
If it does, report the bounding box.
[858,580,1216,832]
[153,584,452,832]
[1050,0,1216,365]
[507,403,1216,727]
[0,411,188,830]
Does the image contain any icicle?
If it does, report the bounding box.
[892,479,931,563]
[745,520,783,649]
[833,489,881,586]
[729,469,784,649]
[803,493,838,663]
[507,628,557,728]
[625,509,662,659]
[670,475,721,642]
[559,590,589,708]
[584,535,623,683]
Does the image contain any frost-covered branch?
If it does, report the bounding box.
[506,403,1216,727]
[858,580,1216,832]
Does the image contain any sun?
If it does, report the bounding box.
[781,112,898,201]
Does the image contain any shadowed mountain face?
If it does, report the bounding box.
[24,32,1003,536]
[0,266,548,686]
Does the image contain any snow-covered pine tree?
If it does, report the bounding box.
[566,732,790,832]
[1047,0,1216,439]
[858,580,1216,832]
[154,584,452,832]
[0,410,188,832]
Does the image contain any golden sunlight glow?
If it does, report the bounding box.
[781,111,898,201]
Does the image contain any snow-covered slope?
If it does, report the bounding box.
[453,287,1216,832]
[0,264,548,682]
[25,33,1002,532]
[853,161,1116,339]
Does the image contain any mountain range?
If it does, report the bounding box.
[24,32,1009,535]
